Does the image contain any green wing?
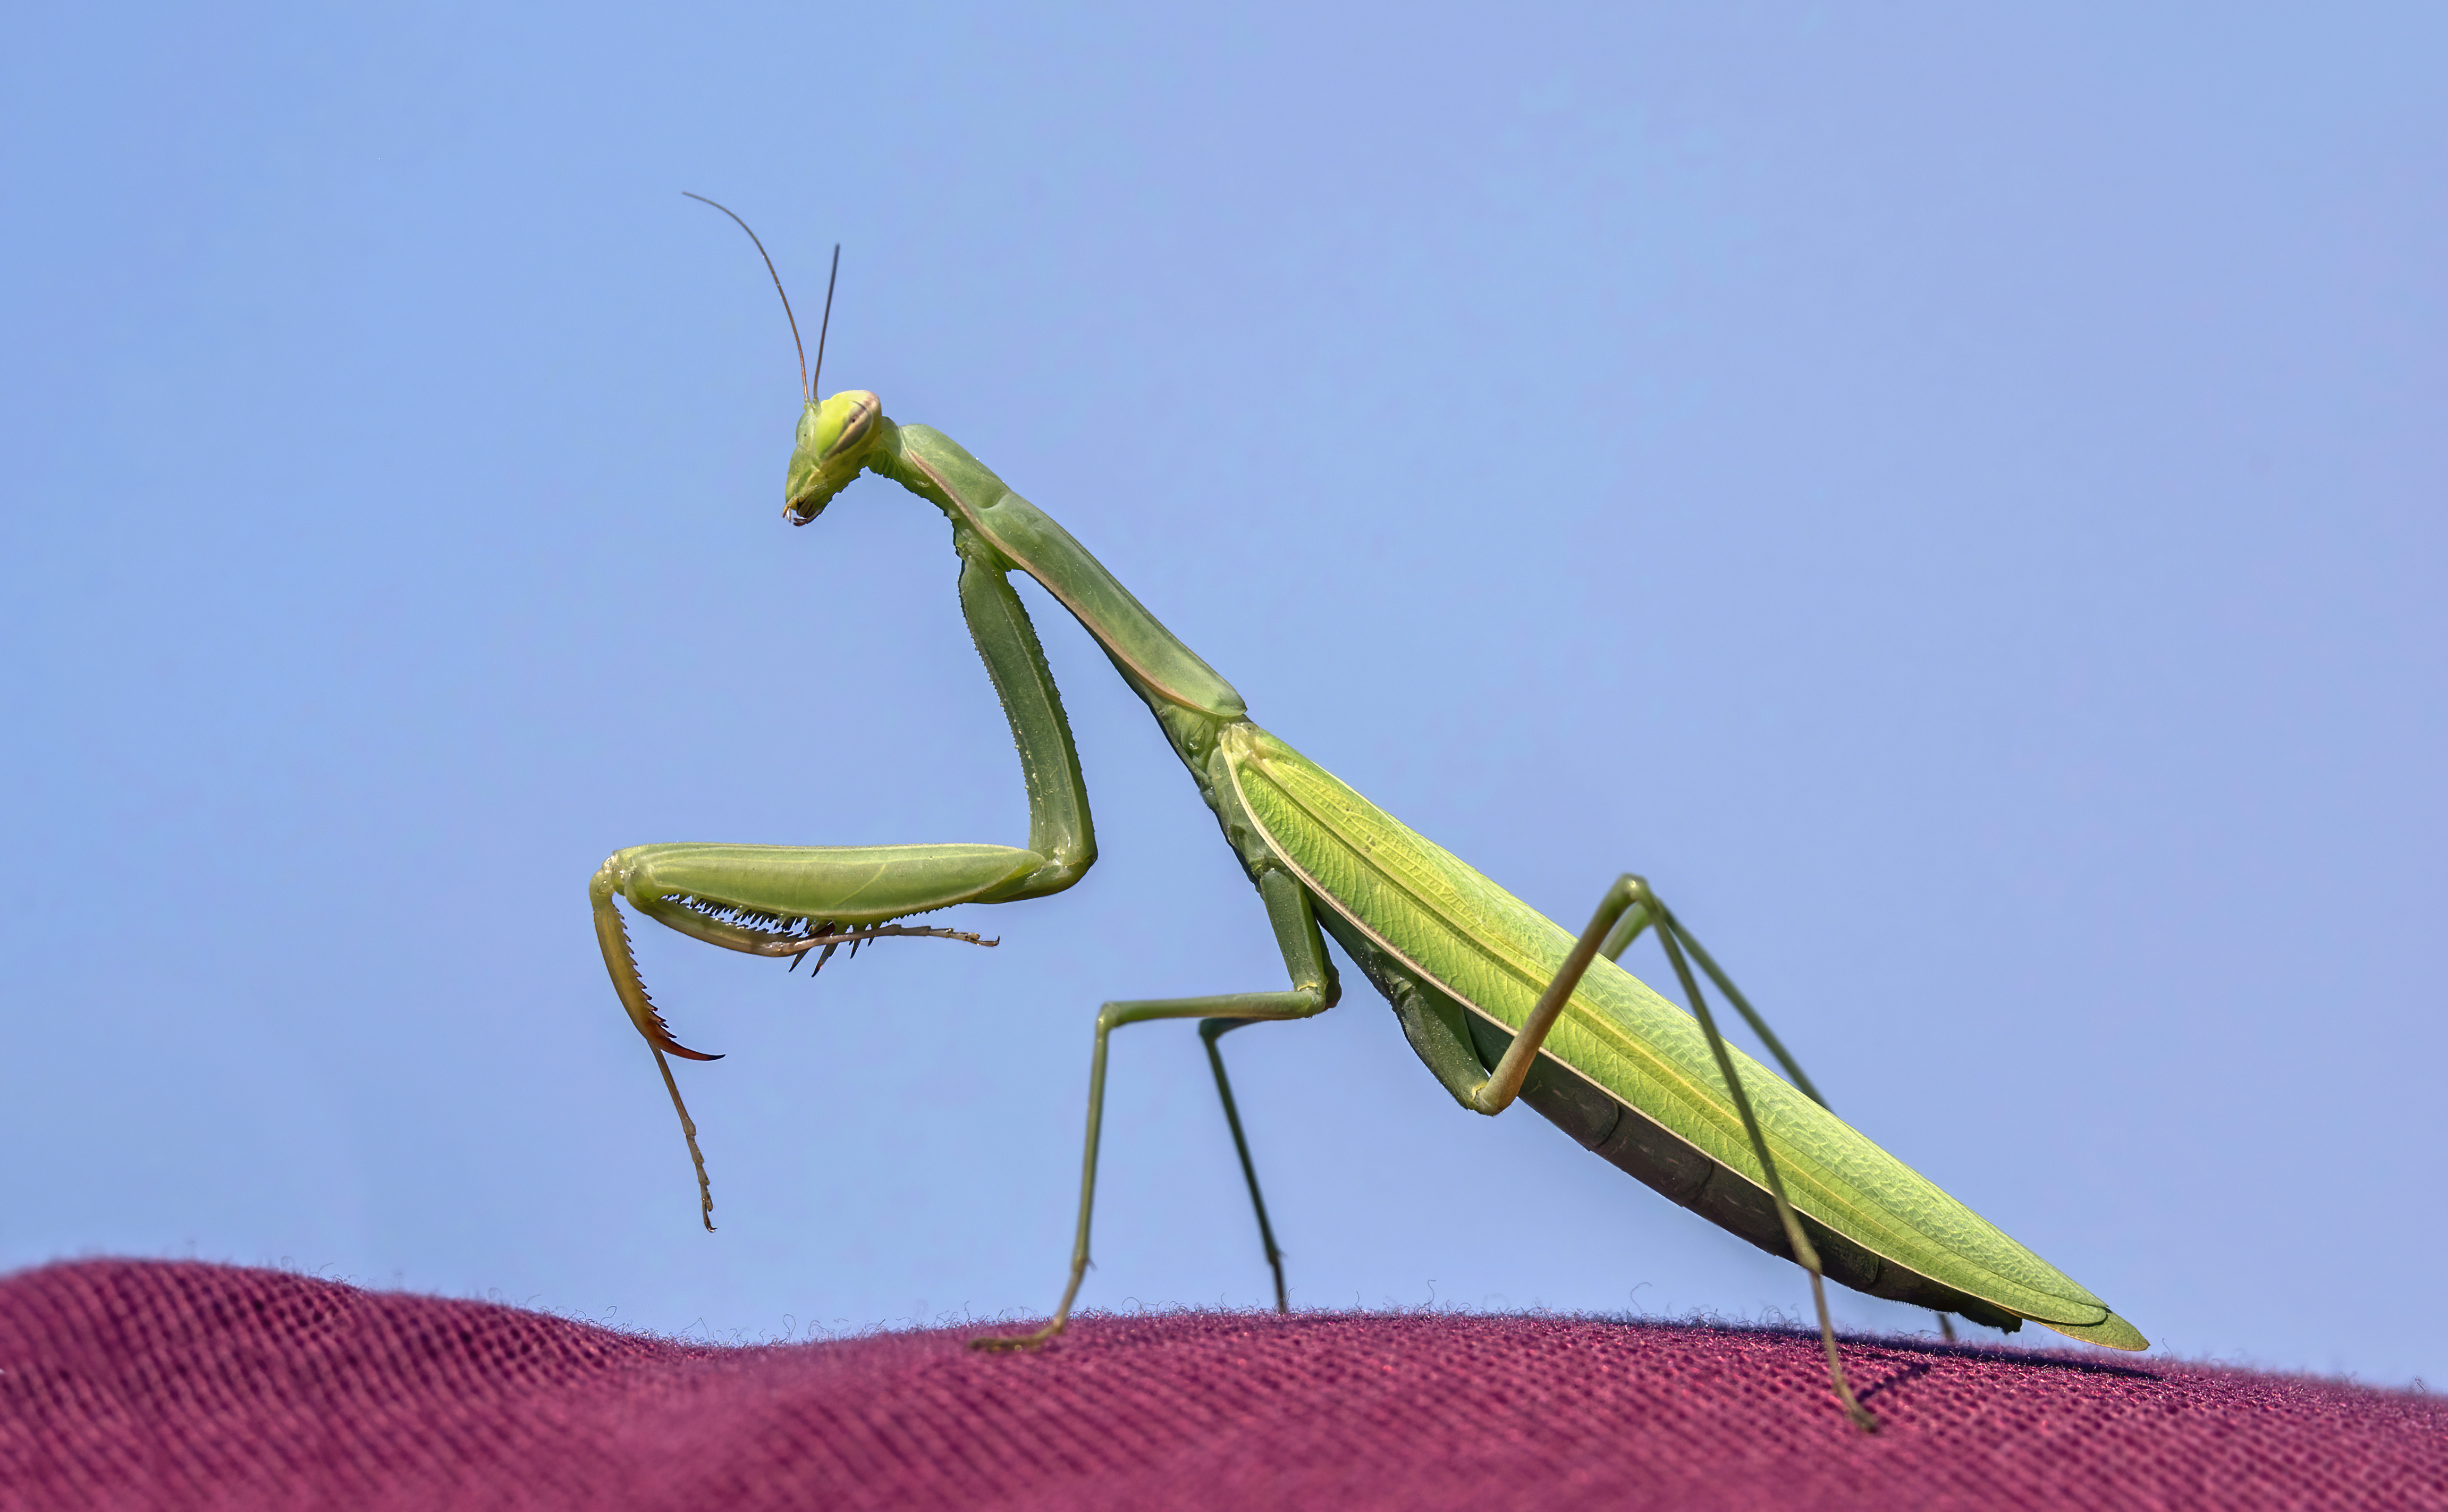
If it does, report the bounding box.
[1219,722,2145,1349]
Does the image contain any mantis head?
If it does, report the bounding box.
[784,390,885,525]
[677,195,868,526]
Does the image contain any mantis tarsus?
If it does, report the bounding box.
[592,203,2148,1433]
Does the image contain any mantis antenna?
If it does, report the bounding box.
[681,192,834,406]
[810,243,841,400]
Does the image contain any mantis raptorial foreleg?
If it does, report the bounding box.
[592,544,1098,1229]
[971,865,1338,1351]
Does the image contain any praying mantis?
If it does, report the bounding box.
[590,202,2148,1432]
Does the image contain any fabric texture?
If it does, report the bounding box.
[1,1258,2439,1510]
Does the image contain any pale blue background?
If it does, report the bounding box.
[5,5,2443,1388]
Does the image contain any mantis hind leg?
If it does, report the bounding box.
[1479,874,1879,1433]
[973,868,1337,1349]
[1600,888,1961,1345]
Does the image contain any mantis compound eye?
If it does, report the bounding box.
[822,390,881,455]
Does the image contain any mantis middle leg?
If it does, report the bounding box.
[973,866,1338,1350]
[1201,1017,1290,1313]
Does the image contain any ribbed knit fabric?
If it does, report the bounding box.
[2,1259,2438,1510]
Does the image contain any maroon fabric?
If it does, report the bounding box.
[2,1260,2440,1510]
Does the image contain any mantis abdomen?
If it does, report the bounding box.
[1221,720,2147,1350]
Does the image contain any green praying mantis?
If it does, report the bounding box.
[590,201,2148,1433]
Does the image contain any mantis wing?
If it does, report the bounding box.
[1219,721,2146,1349]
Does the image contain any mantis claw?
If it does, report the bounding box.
[652,1028,723,1063]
